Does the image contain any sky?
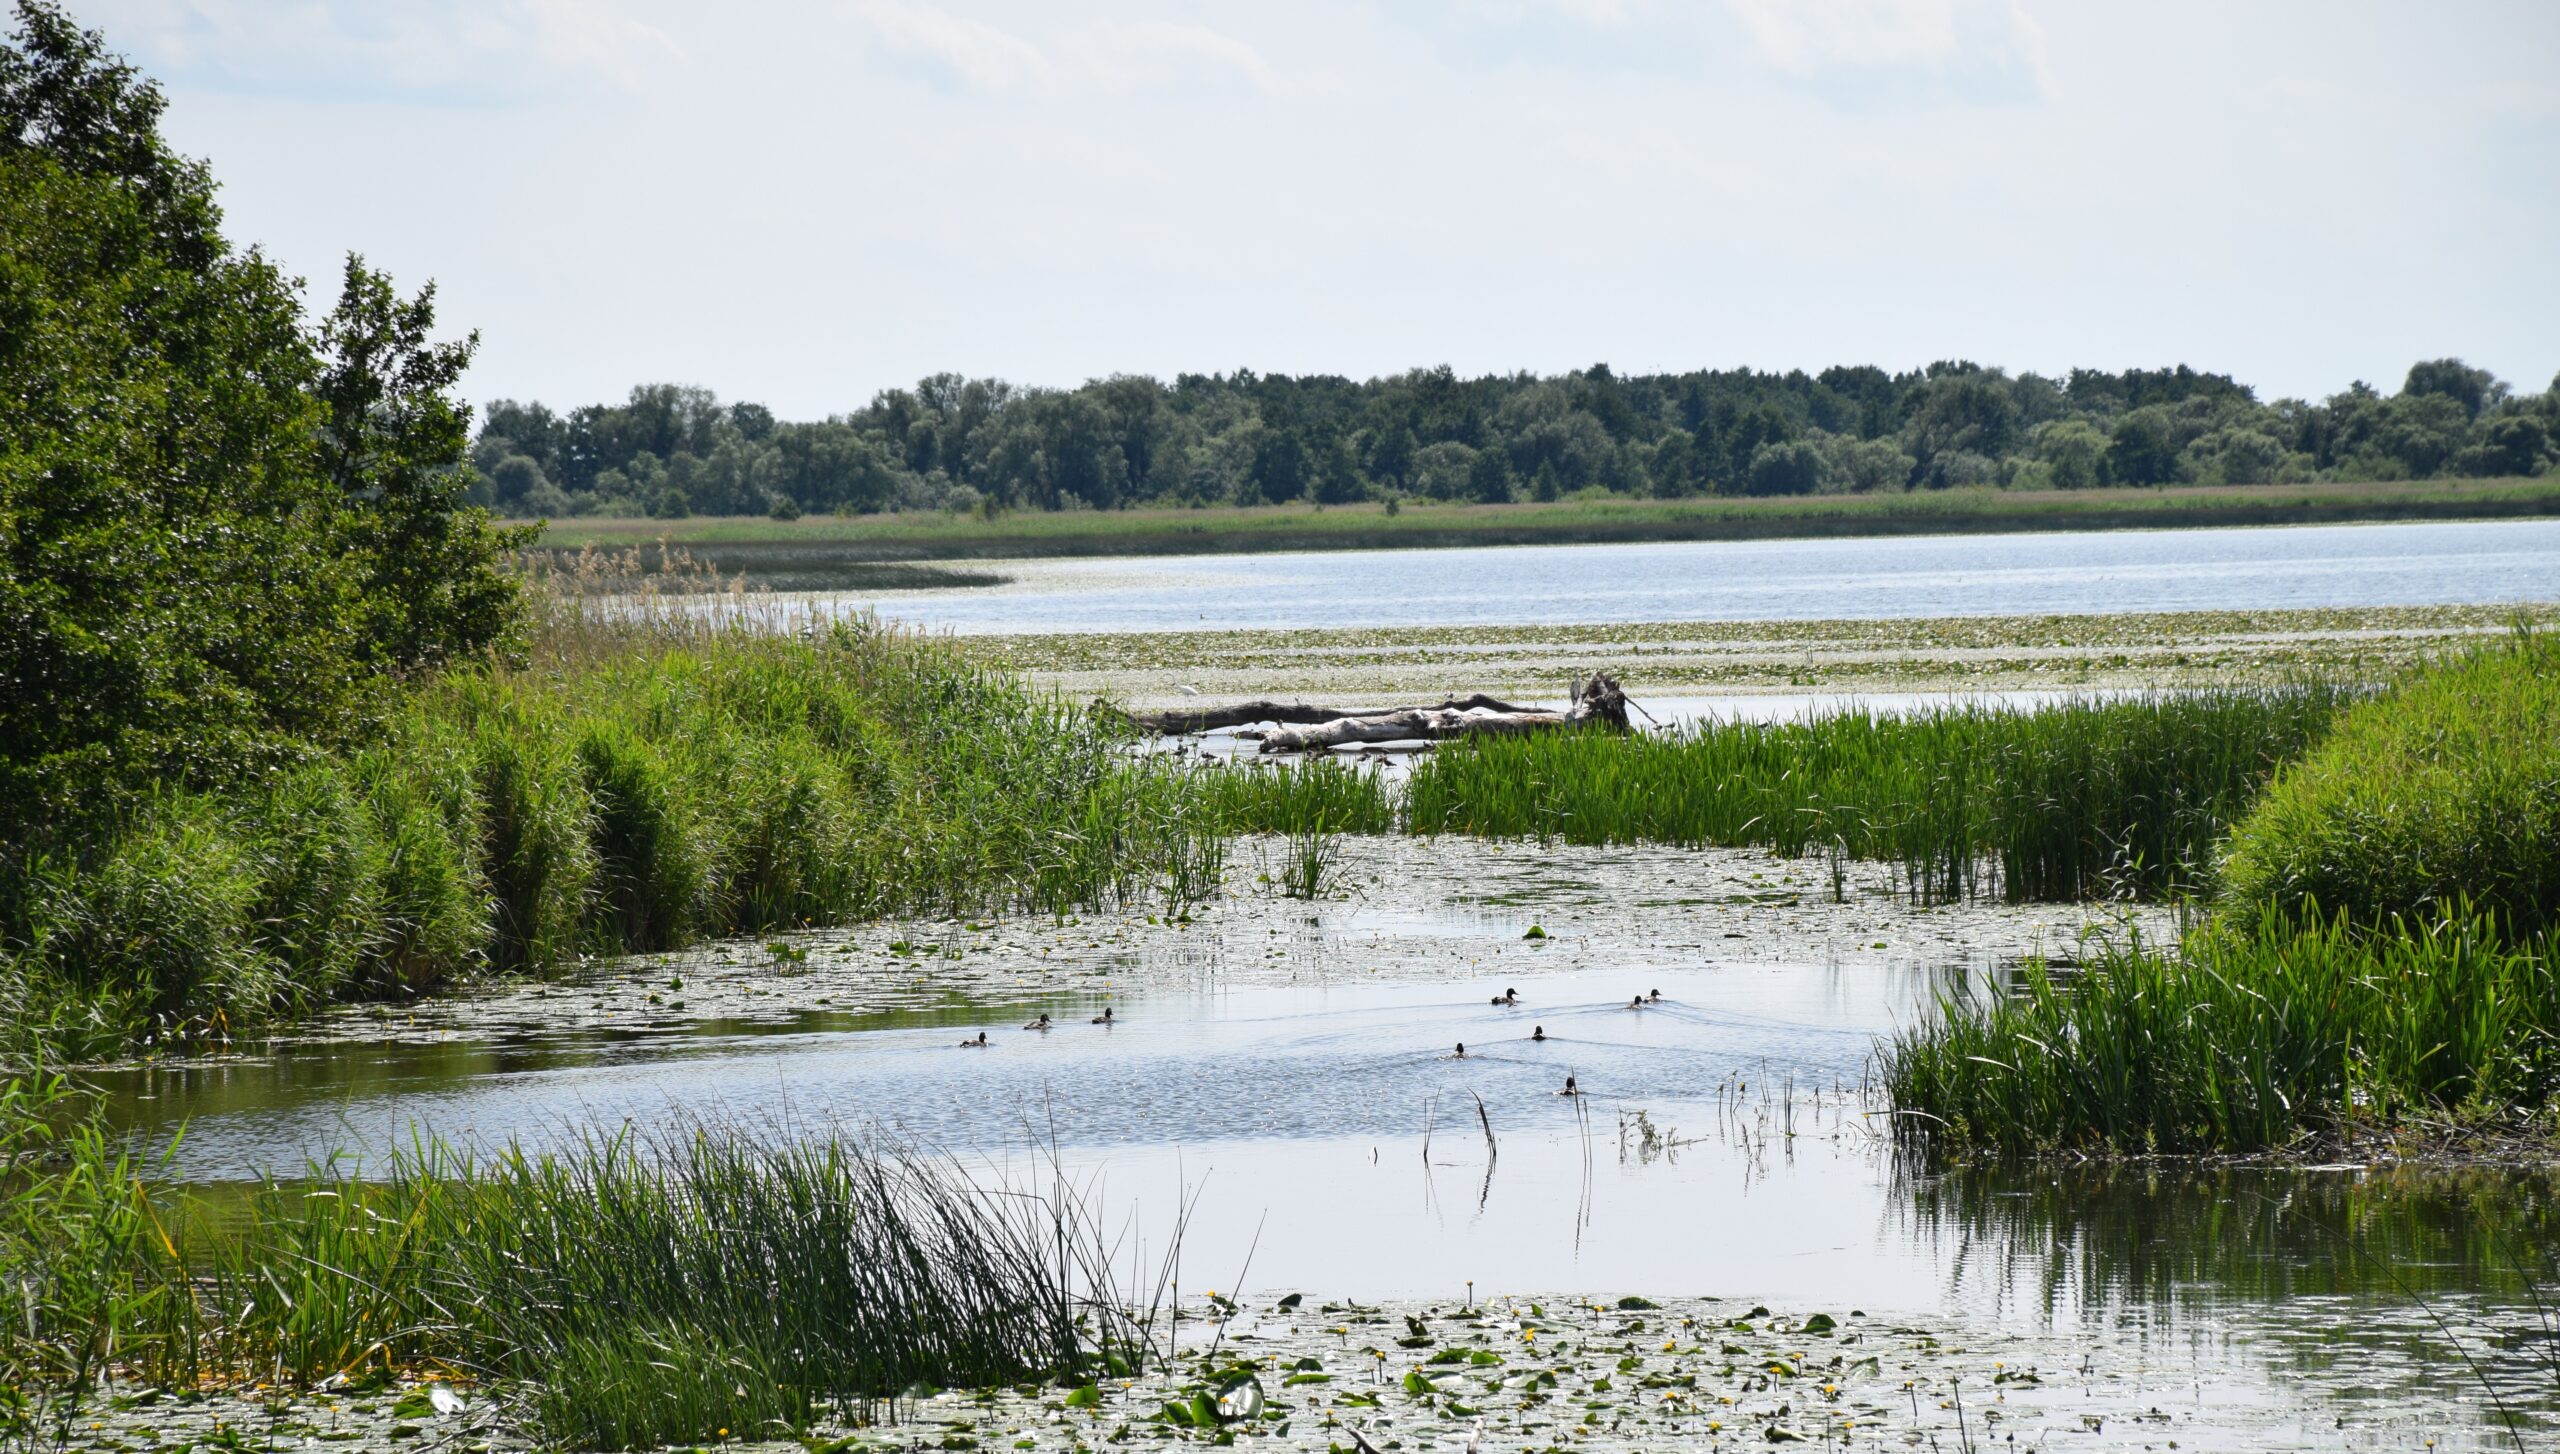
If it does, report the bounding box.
[67,0,2560,418]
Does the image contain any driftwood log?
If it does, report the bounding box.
[1133,674,1633,755]
[1129,693,1534,736]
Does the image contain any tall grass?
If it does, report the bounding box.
[1193,756,1395,835]
[1405,685,2351,903]
[2220,626,2560,933]
[0,559,1227,1060]
[1883,907,2560,1156]
[0,1120,1158,1451]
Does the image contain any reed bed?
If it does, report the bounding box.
[0,1116,1157,1450]
[2220,626,2560,934]
[1191,756,1395,835]
[1403,685,2353,903]
[0,552,1228,1060]
[1883,907,2560,1157]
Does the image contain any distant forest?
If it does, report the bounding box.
[473,359,2560,520]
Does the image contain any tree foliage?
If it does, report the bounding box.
[477,354,2560,520]
[0,2,518,827]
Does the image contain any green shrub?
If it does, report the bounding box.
[2219,628,2560,932]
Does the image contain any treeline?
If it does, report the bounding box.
[476,358,2560,520]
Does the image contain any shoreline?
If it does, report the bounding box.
[526,476,2560,566]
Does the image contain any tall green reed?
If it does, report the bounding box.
[1884,906,2560,1157]
[0,1120,1164,1450]
[1405,685,2351,903]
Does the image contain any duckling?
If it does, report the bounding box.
[1648,988,1663,1003]
[1627,994,1645,1010]
[1530,1025,1547,1042]
[1560,1074,1580,1097]
[1024,1012,1052,1031]
[1091,1006,1115,1025]
[1490,987,1520,1006]
[1452,1042,1468,1059]
[958,1031,989,1048]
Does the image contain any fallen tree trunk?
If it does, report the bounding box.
[1256,673,1631,754]
[1130,693,1532,736]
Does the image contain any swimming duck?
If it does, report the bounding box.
[1024,1013,1052,1031]
[1530,1025,1547,1042]
[1091,1007,1115,1025]
[1490,988,1520,1006]
[1648,988,1663,1003]
[1560,1074,1579,1097]
[958,1031,988,1048]
[1627,995,1645,1010]
[1453,1042,1467,1059]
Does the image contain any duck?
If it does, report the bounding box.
[1091,1007,1115,1025]
[1627,995,1645,1010]
[1452,1042,1468,1059]
[1560,1074,1580,1097]
[1648,988,1663,1003]
[1490,988,1520,1006]
[1530,1025,1547,1042]
[958,1031,989,1048]
[1024,1013,1052,1031]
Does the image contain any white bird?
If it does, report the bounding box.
[1175,684,1201,696]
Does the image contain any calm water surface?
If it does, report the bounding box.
[830,518,2560,634]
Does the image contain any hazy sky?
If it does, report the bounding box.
[74,0,2560,417]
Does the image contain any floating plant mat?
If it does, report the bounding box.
[969,601,2557,707]
[69,1287,2553,1452]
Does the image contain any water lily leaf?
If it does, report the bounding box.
[1614,1295,1658,1310]
[1063,1384,1102,1408]
[1283,1373,1332,1386]
[1214,1377,1265,1423]
[1801,1313,1837,1335]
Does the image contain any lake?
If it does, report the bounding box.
[825,518,2560,634]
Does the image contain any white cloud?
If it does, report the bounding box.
[1720,0,2012,75]
[69,0,681,99]
[1085,21,1275,93]
[849,0,1051,91]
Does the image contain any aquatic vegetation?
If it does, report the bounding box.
[1405,685,2352,903]
[1279,820,1342,900]
[0,612,1226,1059]
[2220,627,2560,934]
[1195,756,1395,835]
[1884,907,2560,1156]
[0,1120,1156,1451]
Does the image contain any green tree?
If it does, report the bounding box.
[316,255,527,673]
[2454,415,2549,478]
[2027,418,2108,490]
[2104,408,2180,486]
[1,2,365,820]
[2403,358,2498,420]
[1744,439,1829,496]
